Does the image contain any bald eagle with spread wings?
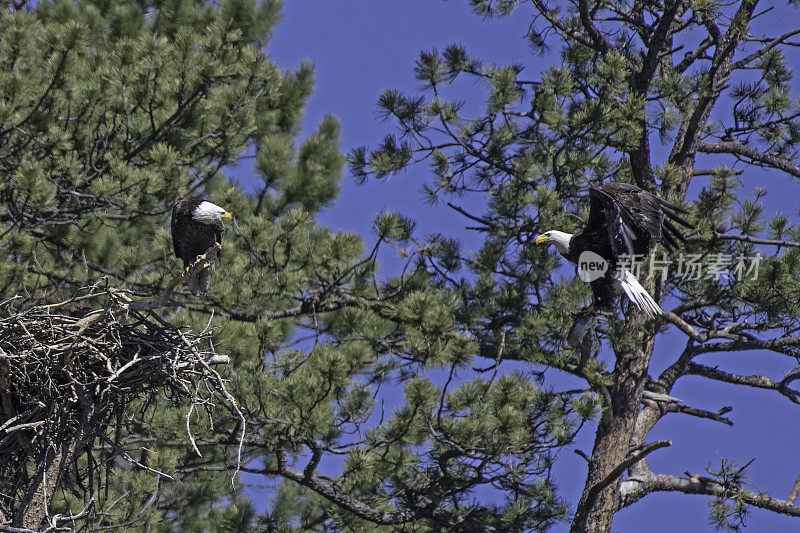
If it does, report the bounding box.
[535,183,691,317]
[171,198,231,296]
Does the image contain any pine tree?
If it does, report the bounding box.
[0,0,346,528]
[1,0,581,531]
[351,0,800,531]
[9,0,800,531]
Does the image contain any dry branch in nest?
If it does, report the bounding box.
[0,245,239,529]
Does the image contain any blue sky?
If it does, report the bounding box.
[231,2,800,531]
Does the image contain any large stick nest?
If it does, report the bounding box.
[0,267,233,523]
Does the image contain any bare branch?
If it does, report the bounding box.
[632,0,682,94]
[661,310,800,356]
[583,440,672,511]
[641,390,682,404]
[732,27,800,69]
[697,140,800,179]
[660,309,705,342]
[620,471,800,516]
[577,0,611,53]
[530,0,595,48]
[691,168,743,177]
[446,202,492,227]
[687,231,800,248]
[686,362,800,404]
[693,336,800,355]
[669,0,759,170]
[663,403,733,425]
[788,474,800,504]
[128,243,222,312]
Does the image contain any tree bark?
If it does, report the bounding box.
[571,317,655,532]
[17,439,79,529]
[14,403,94,529]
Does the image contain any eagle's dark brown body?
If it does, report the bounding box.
[567,183,689,310]
[171,198,226,295]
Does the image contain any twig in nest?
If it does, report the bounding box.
[0,276,233,525]
[69,243,222,332]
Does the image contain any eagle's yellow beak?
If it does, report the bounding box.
[534,234,550,245]
[221,212,232,228]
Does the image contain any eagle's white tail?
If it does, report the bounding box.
[187,273,200,296]
[198,262,215,294]
[619,269,661,317]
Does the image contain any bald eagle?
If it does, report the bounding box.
[535,183,690,317]
[171,198,231,296]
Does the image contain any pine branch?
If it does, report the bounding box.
[583,440,672,512]
[530,0,595,48]
[619,471,800,516]
[184,290,390,324]
[788,474,800,504]
[687,231,800,248]
[663,403,733,425]
[0,49,69,139]
[271,448,412,526]
[696,140,800,179]
[269,446,497,531]
[732,27,800,69]
[686,362,800,404]
[128,243,222,311]
[577,0,611,53]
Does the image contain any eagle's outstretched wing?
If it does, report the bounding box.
[589,184,663,258]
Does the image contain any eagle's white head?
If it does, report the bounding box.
[535,230,573,255]
[192,201,232,227]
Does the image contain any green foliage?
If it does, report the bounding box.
[350,0,800,530]
[0,0,351,529]
[706,459,753,532]
[6,0,800,531]
[0,0,586,529]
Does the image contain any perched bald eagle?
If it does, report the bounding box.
[171,198,231,296]
[535,183,690,317]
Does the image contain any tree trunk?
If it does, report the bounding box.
[571,320,655,532]
[17,439,79,529]
[14,403,95,529]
